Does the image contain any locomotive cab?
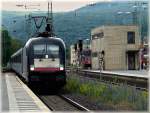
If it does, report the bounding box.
[25,37,66,86]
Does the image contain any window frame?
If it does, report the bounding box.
[127,31,135,44]
[33,44,47,55]
[33,44,60,58]
[47,44,59,58]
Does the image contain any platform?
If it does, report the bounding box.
[83,70,149,79]
[0,72,50,112]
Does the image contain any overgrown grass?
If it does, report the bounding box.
[64,76,148,111]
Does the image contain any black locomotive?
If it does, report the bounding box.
[10,36,66,87]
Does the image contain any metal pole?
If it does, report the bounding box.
[139,3,142,70]
[51,2,54,35]
[28,14,32,39]
[47,2,50,25]
[46,1,54,36]
[99,52,102,80]
[133,1,142,70]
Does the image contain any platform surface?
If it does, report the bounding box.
[83,70,149,79]
[0,72,50,112]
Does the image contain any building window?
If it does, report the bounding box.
[127,31,135,44]
[92,32,104,40]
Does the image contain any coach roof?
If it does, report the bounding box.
[11,48,23,58]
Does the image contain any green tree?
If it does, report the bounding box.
[2,29,11,67]
[1,29,23,67]
[10,38,23,55]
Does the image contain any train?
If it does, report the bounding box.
[81,49,91,69]
[9,35,66,88]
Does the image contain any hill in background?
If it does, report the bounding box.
[2,1,148,46]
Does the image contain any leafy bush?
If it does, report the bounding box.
[64,76,148,110]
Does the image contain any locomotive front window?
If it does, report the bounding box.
[83,50,91,56]
[34,44,46,54]
[47,45,59,58]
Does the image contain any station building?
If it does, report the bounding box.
[91,25,140,70]
[70,44,78,66]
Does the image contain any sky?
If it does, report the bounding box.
[1,0,113,12]
[1,0,148,12]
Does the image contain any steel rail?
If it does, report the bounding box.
[38,96,55,111]
[38,95,90,111]
[2,69,90,111]
[59,95,90,111]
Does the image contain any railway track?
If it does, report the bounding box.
[39,95,90,111]
[66,68,148,91]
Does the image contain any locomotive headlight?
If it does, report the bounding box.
[60,65,64,71]
[30,65,34,71]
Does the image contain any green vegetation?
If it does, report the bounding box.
[10,38,23,55]
[2,29,23,67]
[2,29,11,67]
[65,76,148,110]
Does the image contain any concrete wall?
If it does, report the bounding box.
[91,25,140,70]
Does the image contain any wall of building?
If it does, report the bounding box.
[70,45,76,65]
[91,25,140,70]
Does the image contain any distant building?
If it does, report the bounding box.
[91,25,140,70]
[82,39,91,49]
[70,39,91,67]
[70,45,78,66]
[141,37,149,69]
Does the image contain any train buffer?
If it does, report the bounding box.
[0,72,50,112]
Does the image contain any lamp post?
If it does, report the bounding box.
[98,51,105,80]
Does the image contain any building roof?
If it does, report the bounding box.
[91,25,139,34]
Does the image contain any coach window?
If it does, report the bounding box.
[15,56,17,63]
[18,54,21,62]
[127,31,135,44]
[17,56,18,62]
[16,55,18,63]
